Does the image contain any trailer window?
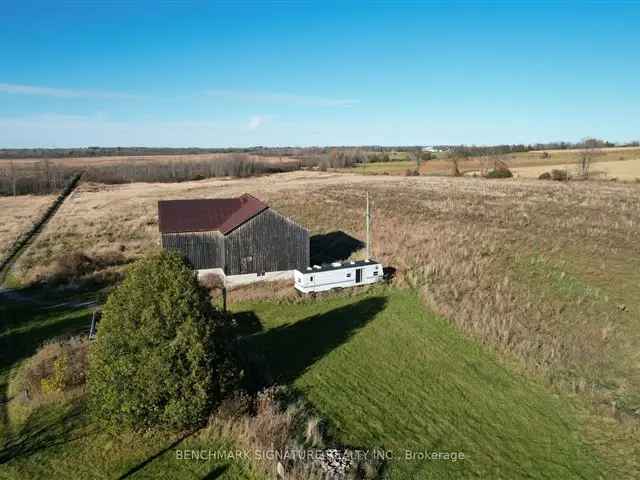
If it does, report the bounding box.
[373,271,378,276]
[346,273,351,278]
[310,276,314,282]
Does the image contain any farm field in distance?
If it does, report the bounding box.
[511,158,640,180]
[351,146,640,179]
[2,170,640,478]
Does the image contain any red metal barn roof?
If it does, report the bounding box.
[158,193,268,234]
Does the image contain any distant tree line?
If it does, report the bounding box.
[0,155,293,196]
[0,146,268,159]
[82,154,285,184]
[0,160,77,196]
[3,139,637,161]
[2,139,637,195]
[443,138,630,157]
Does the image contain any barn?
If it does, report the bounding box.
[158,194,309,280]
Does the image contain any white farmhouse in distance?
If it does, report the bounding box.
[422,146,446,153]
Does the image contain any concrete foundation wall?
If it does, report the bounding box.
[197,268,294,288]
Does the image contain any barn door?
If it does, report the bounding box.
[355,268,363,284]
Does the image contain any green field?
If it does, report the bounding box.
[1,281,633,479]
[236,287,608,479]
[351,160,415,175]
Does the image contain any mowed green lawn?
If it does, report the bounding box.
[237,287,607,479]
[0,294,261,480]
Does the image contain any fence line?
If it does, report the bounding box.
[0,172,83,285]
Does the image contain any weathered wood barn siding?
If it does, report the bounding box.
[224,209,309,275]
[160,231,224,270]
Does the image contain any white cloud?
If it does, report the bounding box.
[247,115,270,130]
[0,82,142,100]
[0,113,237,148]
[0,83,360,107]
[207,89,359,107]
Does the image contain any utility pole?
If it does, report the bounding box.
[365,192,371,260]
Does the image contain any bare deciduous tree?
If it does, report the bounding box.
[578,137,603,178]
[447,150,466,177]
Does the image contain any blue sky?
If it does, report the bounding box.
[1,1,639,148]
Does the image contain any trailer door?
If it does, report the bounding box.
[355,268,363,284]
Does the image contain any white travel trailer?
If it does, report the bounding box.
[294,259,383,293]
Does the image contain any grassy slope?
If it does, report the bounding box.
[237,287,607,479]
[513,250,640,406]
[510,251,640,474]
[0,294,261,480]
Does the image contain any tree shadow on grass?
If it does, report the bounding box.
[232,311,264,337]
[310,231,365,265]
[0,400,95,464]
[202,465,228,479]
[116,430,198,479]
[240,296,387,388]
[0,309,92,375]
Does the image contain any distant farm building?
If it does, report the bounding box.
[158,194,309,282]
[422,146,446,153]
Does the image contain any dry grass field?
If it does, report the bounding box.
[353,146,640,178]
[0,194,55,258]
[6,170,640,473]
[512,158,640,180]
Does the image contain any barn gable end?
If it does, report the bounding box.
[158,194,309,276]
[224,209,309,275]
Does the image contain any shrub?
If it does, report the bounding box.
[551,169,569,181]
[405,169,420,177]
[538,171,552,180]
[484,158,512,179]
[88,251,241,432]
[41,353,68,394]
[23,336,90,400]
[485,168,513,179]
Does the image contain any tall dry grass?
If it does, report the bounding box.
[267,175,640,417]
[0,194,55,258]
[10,172,640,412]
[207,386,382,480]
